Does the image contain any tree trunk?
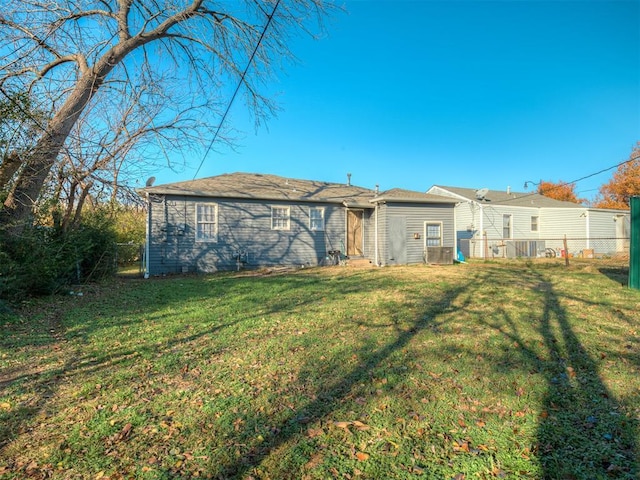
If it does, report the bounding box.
[1,79,99,231]
[70,180,93,230]
[0,46,132,233]
[0,151,23,193]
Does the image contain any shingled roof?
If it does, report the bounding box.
[433,185,585,208]
[373,188,457,204]
[142,172,376,205]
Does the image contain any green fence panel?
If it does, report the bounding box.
[630,196,640,290]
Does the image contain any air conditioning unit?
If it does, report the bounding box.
[425,247,454,264]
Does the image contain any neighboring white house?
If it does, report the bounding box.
[426,185,631,259]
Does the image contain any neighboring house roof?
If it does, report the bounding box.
[142,172,376,205]
[431,185,585,209]
[374,188,458,204]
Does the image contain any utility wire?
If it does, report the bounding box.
[490,154,639,205]
[192,0,281,180]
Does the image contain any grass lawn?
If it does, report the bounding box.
[0,261,638,479]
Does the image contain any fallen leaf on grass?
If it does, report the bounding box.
[0,402,10,411]
[452,441,470,453]
[355,451,369,461]
[305,453,324,469]
[307,427,324,438]
[113,423,132,443]
[334,421,352,430]
[352,421,370,431]
[491,466,506,477]
[233,418,244,431]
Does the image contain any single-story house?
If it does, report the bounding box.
[426,185,631,259]
[140,173,457,275]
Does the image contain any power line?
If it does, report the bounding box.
[192,0,281,180]
[491,154,639,205]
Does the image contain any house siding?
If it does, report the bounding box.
[147,194,352,274]
[363,209,376,261]
[454,201,481,258]
[588,210,615,254]
[375,203,389,265]
[589,210,615,240]
[455,201,478,240]
[537,207,586,252]
[588,210,630,254]
[381,202,455,265]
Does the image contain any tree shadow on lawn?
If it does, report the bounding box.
[597,266,629,287]
[3,266,637,478]
[0,275,247,454]
[204,274,474,479]
[1,270,443,469]
[477,268,638,479]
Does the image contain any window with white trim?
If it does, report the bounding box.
[309,207,325,231]
[503,214,512,239]
[425,222,442,247]
[196,203,218,242]
[271,206,290,230]
[531,215,539,232]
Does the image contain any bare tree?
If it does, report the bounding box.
[0,90,48,191]
[48,74,201,230]
[0,0,334,232]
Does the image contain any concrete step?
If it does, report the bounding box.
[346,257,374,268]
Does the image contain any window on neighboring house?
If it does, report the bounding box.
[531,216,539,232]
[271,206,290,230]
[425,222,442,247]
[503,214,512,239]
[309,207,325,231]
[196,203,218,242]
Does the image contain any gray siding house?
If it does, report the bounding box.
[140,173,457,275]
[427,185,631,259]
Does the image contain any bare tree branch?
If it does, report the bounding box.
[0,0,338,232]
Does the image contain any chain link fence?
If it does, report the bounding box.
[460,237,630,265]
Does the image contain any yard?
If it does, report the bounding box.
[0,261,638,479]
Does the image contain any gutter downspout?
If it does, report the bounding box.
[585,210,590,250]
[374,201,379,266]
[144,193,151,279]
[453,203,458,262]
[478,202,485,259]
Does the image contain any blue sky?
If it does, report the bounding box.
[155,0,639,202]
